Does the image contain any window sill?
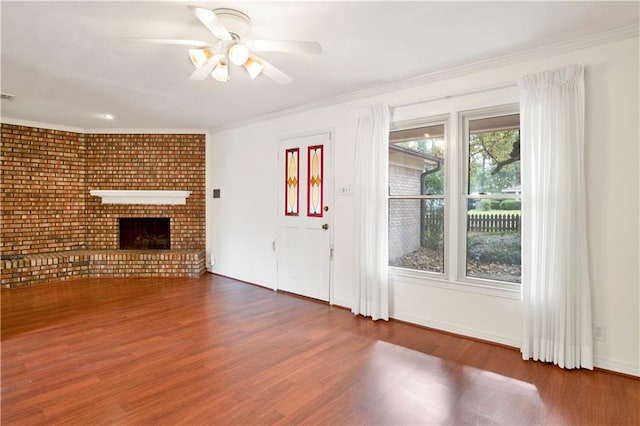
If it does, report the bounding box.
[388,266,521,300]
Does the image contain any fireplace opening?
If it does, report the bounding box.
[119,218,170,250]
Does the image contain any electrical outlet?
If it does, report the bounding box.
[593,324,605,341]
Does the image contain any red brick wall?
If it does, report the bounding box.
[1,124,87,255]
[85,133,205,250]
[0,125,206,257]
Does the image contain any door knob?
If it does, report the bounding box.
[322,224,329,230]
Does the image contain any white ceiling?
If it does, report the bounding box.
[1,1,638,131]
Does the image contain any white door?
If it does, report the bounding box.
[277,133,332,301]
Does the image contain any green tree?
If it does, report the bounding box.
[469,130,520,194]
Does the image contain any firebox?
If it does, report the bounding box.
[119,218,170,250]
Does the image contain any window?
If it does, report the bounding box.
[388,121,446,274]
[388,105,521,290]
[462,111,521,284]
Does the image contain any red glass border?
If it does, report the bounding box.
[307,144,324,217]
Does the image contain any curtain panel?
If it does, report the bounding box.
[519,65,593,369]
[352,104,390,321]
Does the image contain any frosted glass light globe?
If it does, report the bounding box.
[229,44,249,66]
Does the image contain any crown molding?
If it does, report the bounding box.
[0,118,209,136]
[85,128,209,135]
[3,24,637,135]
[1,117,85,133]
[211,23,639,133]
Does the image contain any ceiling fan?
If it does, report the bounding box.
[126,6,322,84]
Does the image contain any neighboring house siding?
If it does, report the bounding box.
[388,164,421,260]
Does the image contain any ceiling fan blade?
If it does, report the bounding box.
[245,40,322,55]
[189,54,223,80]
[122,38,210,48]
[257,57,293,85]
[187,6,232,41]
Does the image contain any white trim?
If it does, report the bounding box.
[327,130,336,306]
[1,117,210,136]
[390,114,450,133]
[205,132,214,271]
[210,24,639,133]
[465,193,521,200]
[90,190,192,205]
[388,114,450,280]
[1,117,84,133]
[393,309,639,376]
[388,106,523,293]
[391,82,518,110]
[447,111,460,283]
[458,104,522,288]
[593,357,640,377]
[390,310,520,348]
[330,298,351,309]
[389,268,521,300]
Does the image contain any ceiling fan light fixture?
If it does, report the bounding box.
[212,61,229,82]
[213,8,252,40]
[243,55,264,80]
[189,47,214,69]
[229,44,249,66]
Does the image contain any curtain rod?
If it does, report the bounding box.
[390,81,518,110]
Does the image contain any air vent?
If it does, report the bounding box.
[1,93,15,101]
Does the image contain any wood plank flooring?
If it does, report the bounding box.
[2,274,639,425]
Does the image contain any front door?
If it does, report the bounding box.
[276,133,332,301]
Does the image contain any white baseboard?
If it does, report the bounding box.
[330,298,352,309]
[206,269,275,290]
[593,357,640,377]
[391,310,521,348]
[392,311,639,377]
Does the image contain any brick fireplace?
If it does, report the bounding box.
[0,124,206,287]
[119,217,171,250]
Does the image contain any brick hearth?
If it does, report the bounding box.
[2,250,206,287]
[0,124,206,287]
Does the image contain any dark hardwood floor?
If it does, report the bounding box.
[2,275,638,425]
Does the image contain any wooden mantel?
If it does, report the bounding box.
[89,190,192,205]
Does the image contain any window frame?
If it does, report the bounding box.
[388,114,449,278]
[457,103,521,292]
[387,104,522,300]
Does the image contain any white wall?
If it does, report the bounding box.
[207,36,639,375]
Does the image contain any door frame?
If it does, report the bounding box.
[274,128,335,304]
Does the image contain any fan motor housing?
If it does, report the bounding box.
[213,8,252,39]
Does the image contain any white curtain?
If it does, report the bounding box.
[519,65,593,369]
[352,104,390,321]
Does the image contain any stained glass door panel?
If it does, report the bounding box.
[307,145,324,217]
[285,148,299,216]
